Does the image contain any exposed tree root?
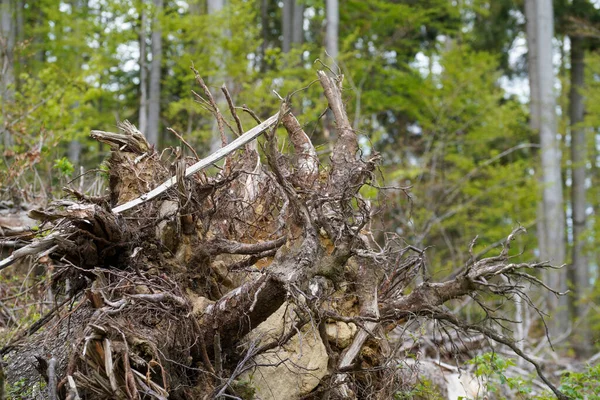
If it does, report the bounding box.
[0,70,567,400]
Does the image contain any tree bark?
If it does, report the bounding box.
[138,2,148,135]
[68,140,82,167]
[259,0,268,71]
[207,0,223,14]
[569,33,590,357]
[146,0,163,146]
[282,0,293,53]
[67,0,88,168]
[282,0,303,53]
[292,1,303,46]
[325,0,339,60]
[0,0,16,148]
[525,0,568,339]
[15,0,22,69]
[207,0,229,153]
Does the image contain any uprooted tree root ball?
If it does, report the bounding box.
[0,70,569,399]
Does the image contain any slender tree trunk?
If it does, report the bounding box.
[139,2,148,135]
[207,0,224,14]
[15,0,22,70]
[207,0,228,153]
[325,0,339,60]
[322,0,339,146]
[67,0,88,168]
[525,0,568,339]
[282,0,292,53]
[292,1,303,46]
[259,0,268,71]
[146,0,163,146]
[526,0,548,302]
[0,0,16,148]
[282,0,303,53]
[68,140,82,166]
[569,33,590,357]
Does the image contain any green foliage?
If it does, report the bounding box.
[555,364,600,399]
[468,352,532,398]
[231,379,256,400]
[529,364,600,399]
[377,44,536,281]
[395,378,444,400]
[53,156,74,177]
[5,377,46,399]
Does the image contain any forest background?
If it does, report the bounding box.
[2,0,600,397]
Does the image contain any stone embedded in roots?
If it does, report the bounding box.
[240,303,328,400]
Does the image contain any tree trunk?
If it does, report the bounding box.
[15,0,22,69]
[146,0,162,146]
[259,0,268,71]
[0,0,16,148]
[66,0,88,168]
[569,33,590,357]
[525,0,568,339]
[323,0,339,147]
[526,0,549,321]
[68,140,82,167]
[138,2,148,135]
[282,0,303,53]
[292,0,303,46]
[207,0,224,14]
[325,0,338,60]
[282,0,293,53]
[207,0,228,153]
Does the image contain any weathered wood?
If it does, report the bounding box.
[111,113,280,214]
[0,233,58,270]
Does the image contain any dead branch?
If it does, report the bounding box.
[167,127,200,160]
[221,85,243,136]
[206,236,286,255]
[317,70,359,193]
[90,120,150,154]
[280,109,318,188]
[191,66,227,147]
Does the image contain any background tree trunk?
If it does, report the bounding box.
[146,0,163,146]
[207,0,226,153]
[259,0,268,71]
[569,32,590,357]
[0,0,15,148]
[282,0,303,53]
[207,0,224,15]
[282,0,293,53]
[66,0,89,168]
[138,2,148,135]
[525,0,568,339]
[292,1,303,46]
[15,0,22,68]
[325,0,338,60]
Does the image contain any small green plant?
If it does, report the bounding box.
[5,377,45,399]
[53,156,74,177]
[468,352,532,398]
[231,379,256,399]
[555,364,600,399]
[98,161,110,182]
[395,378,444,400]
